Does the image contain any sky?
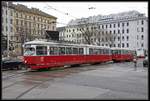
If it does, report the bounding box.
[13,2,148,27]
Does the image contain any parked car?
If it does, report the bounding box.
[143,56,148,67]
[2,57,25,70]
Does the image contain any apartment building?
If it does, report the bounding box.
[61,11,148,54]
[2,2,57,56]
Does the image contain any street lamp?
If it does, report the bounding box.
[6,2,10,57]
[88,6,96,45]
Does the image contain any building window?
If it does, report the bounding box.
[127,29,129,33]
[114,37,116,41]
[114,24,115,28]
[53,26,55,30]
[118,23,120,27]
[141,27,144,32]
[137,20,139,25]
[10,19,13,24]
[122,23,124,27]
[114,30,115,34]
[127,36,129,41]
[118,36,120,41]
[122,29,124,34]
[127,22,129,26]
[6,18,7,23]
[110,24,111,28]
[110,31,112,34]
[141,20,144,25]
[106,24,107,29]
[141,43,144,47]
[137,28,139,32]
[122,43,124,47]
[102,25,104,29]
[141,35,144,40]
[118,30,120,34]
[137,35,139,40]
[16,12,18,17]
[6,26,8,32]
[122,36,124,40]
[127,43,129,47]
[6,10,7,15]
[118,44,120,47]
[16,19,18,25]
[11,11,13,16]
[11,27,13,32]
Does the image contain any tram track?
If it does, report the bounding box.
[2,70,28,81]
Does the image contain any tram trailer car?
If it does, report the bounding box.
[111,47,135,62]
[23,40,112,70]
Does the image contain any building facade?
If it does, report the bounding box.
[2,2,57,56]
[61,11,148,55]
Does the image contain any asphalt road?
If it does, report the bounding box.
[2,59,148,100]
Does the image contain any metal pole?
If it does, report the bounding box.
[88,7,96,45]
[6,2,10,57]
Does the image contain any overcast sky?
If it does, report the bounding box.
[13,2,148,27]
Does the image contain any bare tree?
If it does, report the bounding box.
[77,20,116,46]
[95,29,117,47]
[77,20,99,45]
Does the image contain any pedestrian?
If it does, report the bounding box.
[133,56,137,70]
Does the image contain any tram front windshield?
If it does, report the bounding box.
[24,47,35,56]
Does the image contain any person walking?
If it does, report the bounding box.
[133,56,137,70]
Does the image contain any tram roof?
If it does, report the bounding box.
[24,40,110,49]
[111,47,134,50]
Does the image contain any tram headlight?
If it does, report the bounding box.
[24,60,27,63]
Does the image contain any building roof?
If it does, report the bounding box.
[67,10,147,26]
[56,27,66,31]
[2,1,57,19]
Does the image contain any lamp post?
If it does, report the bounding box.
[6,2,10,57]
[88,6,96,45]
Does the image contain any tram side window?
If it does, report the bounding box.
[128,50,130,54]
[121,50,124,54]
[103,49,106,54]
[93,49,99,55]
[59,47,65,55]
[73,48,78,54]
[99,49,102,54]
[107,49,110,54]
[24,47,35,56]
[36,46,47,56]
[79,48,83,55]
[118,50,121,54]
[101,49,104,54]
[66,47,72,54]
[112,50,117,54]
[125,50,128,54]
[89,48,93,55]
[49,47,58,55]
[106,49,109,54]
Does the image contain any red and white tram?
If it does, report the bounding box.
[111,47,135,62]
[23,40,112,70]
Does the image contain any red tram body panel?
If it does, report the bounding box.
[24,54,112,70]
